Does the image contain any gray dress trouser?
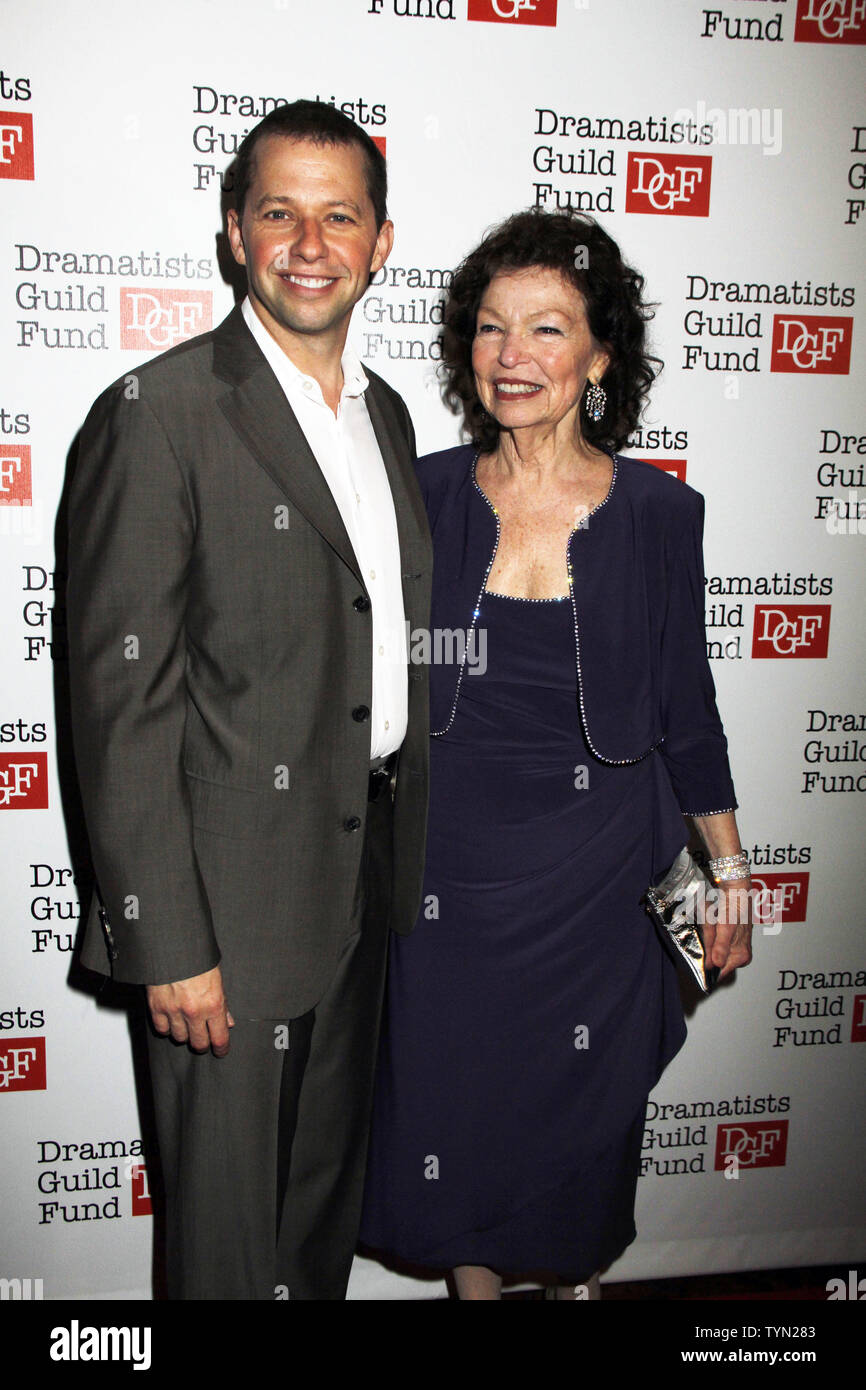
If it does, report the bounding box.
[145,790,393,1300]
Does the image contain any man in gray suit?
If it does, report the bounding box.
[67,100,431,1299]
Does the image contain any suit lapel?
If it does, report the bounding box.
[365,379,430,632]
[214,307,361,581]
[212,307,429,612]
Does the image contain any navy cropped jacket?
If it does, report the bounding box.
[416,444,737,819]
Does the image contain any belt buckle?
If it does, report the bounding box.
[368,756,394,803]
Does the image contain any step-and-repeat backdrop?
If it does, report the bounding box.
[1,0,864,1300]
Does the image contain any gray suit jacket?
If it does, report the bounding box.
[67,305,432,1017]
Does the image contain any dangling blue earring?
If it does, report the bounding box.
[584,382,606,422]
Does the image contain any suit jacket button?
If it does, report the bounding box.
[352,705,370,722]
[344,815,362,832]
[353,596,370,612]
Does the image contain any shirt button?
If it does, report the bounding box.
[378,645,384,656]
[369,569,376,581]
[302,380,314,392]
[384,720,390,731]
[355,492,361,504]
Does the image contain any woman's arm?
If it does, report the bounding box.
[653,485,753,980]
[690,810,753,981]
[656,491,738,816]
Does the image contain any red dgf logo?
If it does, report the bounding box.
[0,111,34,180]
[642,457,687,482]
[0,445,32,505]
[120,288,213,351]
[851,995,866,1042]
[372,136,386,158]
[752,605,830,658]
[626,153,712,216]
[714,1119,788,1170]
[0,751,48,808]
[794,0,866,42]
[130,1163,153,1216]
[468,0,557,24]
[771,315,852,373]
[0,1037,46,1091]
[750,872,809,924]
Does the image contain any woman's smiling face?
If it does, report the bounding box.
[472,265,610,439]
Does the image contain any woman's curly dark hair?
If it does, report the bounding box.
[442,208,661,454]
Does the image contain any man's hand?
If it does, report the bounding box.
[146,966,234,1056]
[702,880,753,982]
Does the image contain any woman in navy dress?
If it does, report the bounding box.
[360,210,752,1299]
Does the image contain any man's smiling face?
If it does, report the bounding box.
[228,134,393,353]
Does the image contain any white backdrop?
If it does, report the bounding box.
[1,0,864,1300]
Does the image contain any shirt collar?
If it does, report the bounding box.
[241,296,368,402]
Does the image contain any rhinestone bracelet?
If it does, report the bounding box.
[712,863,752,884]
[708,851,750,872]
[708,850,751,884]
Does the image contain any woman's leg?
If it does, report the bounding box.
[553,1272,601,1300]
[453,1265,503,1300]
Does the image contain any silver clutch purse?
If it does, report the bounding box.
[643,848,720,993]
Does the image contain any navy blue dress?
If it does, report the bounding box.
[360,447,736,1282]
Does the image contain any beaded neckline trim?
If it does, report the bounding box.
[430,453,496,737]
[483,590,569,603]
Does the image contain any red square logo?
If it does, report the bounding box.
[120,288,213,352]
[794,0,866,43]
[851,995,866,1042]
[771,314,852,373]
[371,136,386,158]
[0,1036,46,1091]
[0,751,48,808]
[467,0,557,25]
[749,872,809,925]
[130,1163,153,1215]
[714,1119,788,1170]
[626,152,712,216]
[641,456,687,482]
[0,111,34,180]
[752,605,830,658]
[0,444,32,504]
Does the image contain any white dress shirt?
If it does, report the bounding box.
[241,298,408,759]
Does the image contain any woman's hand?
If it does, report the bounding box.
[701,878,753,981]
[689,811,754,981]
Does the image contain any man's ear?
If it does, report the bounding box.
[227,208,246,268]
[370,219,394,277]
